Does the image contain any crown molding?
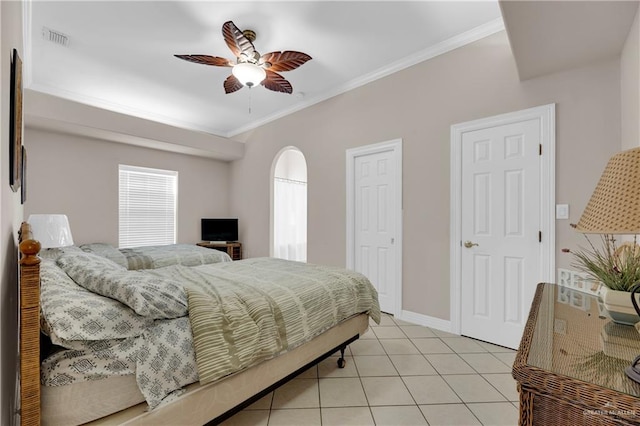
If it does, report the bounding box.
[26,82,232,137]
[228,17,505,136]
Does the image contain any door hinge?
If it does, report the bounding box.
[538,231,542,242]
[539,144,542,155]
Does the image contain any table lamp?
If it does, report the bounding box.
[27,214,74,251]
[574,146,640,383]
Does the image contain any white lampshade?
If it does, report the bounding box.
[232,62,266,87]
[28,214,74,248]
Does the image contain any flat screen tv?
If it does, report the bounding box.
[201,218,238,243]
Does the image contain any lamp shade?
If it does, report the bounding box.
[232,62,266,87]
[576,147,640,234]
[28,214,74,248]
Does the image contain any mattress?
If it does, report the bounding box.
[42,375,144,426]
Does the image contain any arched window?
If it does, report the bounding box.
[272,148,307,262]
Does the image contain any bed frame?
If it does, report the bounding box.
[18,222,368,425]
[18,222,42,426]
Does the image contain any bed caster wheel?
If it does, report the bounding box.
[337,357,346,368]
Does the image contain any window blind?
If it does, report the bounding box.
[119,165,178,248]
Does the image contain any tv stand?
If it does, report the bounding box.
[197,241,242,261]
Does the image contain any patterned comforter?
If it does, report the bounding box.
[42,253,380,409]
[165,258,381,384]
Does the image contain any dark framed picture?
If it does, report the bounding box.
[21,146,26,204]
[9,48,23,192]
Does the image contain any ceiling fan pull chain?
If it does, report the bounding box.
[248,87,252,114]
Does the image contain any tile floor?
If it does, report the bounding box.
[221,314,519,426]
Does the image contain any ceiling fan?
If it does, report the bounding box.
[175,21,312,94]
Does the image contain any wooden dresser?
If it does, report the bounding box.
[513,283,640,425]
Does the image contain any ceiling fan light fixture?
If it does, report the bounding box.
[232,62,266,87]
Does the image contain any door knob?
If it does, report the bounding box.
[464,241,479,248]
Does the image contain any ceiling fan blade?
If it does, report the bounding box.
[261,70,293,94]
[174,55,232,67]
[224,74,244,94]
[222,20,256,60]
[260,51,312,72]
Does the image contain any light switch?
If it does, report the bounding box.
[556,204,569,220]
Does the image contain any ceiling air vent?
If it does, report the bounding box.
[42,27,69,47]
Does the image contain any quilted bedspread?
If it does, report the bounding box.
[155,258,381,385]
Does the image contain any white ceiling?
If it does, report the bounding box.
[26,1,503,138]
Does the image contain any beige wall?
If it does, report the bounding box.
[1,2,23,424]
[24,129,231,246]
[622,7,640,150]
[230,30,621,320]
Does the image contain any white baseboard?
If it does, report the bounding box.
[397,310,454,334]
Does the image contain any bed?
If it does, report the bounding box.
[18,222,380,425]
